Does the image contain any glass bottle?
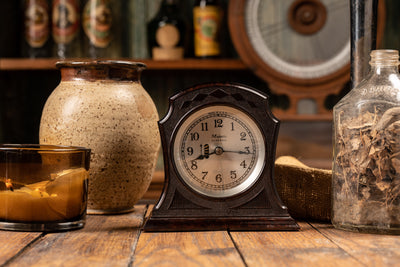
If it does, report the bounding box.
[332,49,400,234]
[21,0,52,58]
[147,0,187,60]
[81,0,121,58]
[52,0,82,58]
[193,0,221,58]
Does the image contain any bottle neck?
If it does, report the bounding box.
[370,64,399,75]
[159,0,178,16]
[196,0,219,7]
[161,0,177,8]
[369,49,399,75]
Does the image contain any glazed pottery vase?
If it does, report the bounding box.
[40,60,160,214]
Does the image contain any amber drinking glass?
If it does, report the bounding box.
[0,144,90,231]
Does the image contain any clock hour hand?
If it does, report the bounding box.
[195,154,207,160]
[194,152,215,160]
[194,145,215,160]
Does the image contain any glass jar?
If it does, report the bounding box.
[332,49,400,233]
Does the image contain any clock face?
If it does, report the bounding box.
[173,105,266,198]
[245,0,350,79]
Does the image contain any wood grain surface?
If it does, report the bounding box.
[4,205,147,267]
[0,232,42,266]
[1,205,400,267]
[314,222,400,266]
[134,231,245,267]
[230,222,362,267]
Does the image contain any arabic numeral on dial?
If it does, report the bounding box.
[240,160,247,168]
[231,122,234,131]
[240,132,247,141]
[187,147,193,156]
[202,171,208,180]
[216,174,222,183]
[201,122,208,131]
[214,119,223,128]
[191,160,198,170]
[191,132,199,141]
[244,146,250,154]
[230,170,237,179]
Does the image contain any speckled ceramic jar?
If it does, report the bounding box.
[39,60,160,214]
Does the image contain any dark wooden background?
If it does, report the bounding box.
[0,0,399,170]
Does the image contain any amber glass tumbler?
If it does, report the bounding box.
[0,144,90,232]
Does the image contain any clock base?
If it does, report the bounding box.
[144,215,299,232]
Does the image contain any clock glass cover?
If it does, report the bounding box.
[173,105,266,198]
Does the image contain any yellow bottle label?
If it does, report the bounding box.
[193,6,220,57]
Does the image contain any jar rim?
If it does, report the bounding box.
[0,144,91,153]
[55,60,147,70]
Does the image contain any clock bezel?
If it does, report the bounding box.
[171,104,266,199]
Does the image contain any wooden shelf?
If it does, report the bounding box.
[0,58,333,121]
[0,58,247,71]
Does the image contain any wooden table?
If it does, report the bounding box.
[1,204,399,267]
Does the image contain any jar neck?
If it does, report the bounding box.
[57,61,145,82]
[369,64,399,75]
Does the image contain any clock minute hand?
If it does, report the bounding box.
[212,146,253,156]
[223,150,253,155]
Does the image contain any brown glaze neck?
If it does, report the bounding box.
[56,60,146,82]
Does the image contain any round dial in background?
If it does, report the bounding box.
[173,105,266,198]
[247,0,349,80]
[228,0,385,116]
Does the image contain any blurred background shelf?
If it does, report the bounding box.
[0,58,247,71]
[4,0,399,172]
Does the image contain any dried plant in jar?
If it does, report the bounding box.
[333,50,400,233]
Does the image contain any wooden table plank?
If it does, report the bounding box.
[0,232,42,266]
[312,222,400,266]
[230,222,363,267]
[6,205,147,267]
[133,231,245,267]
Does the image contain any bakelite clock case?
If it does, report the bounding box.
[144,83,299,231]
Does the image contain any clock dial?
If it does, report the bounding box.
[173,105,265,198]
[246,0,350,79]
